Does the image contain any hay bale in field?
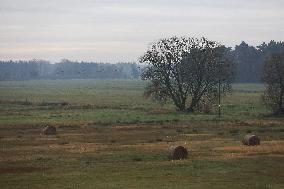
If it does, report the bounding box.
[242,134,260,146]
[168,146,188,160]
[42,125,56,135]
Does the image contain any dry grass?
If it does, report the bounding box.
[0,81,283,188]
[215,141,284,159]
[1,121,284,189]
[242,119,284,126]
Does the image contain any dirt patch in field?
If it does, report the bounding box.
[241,120,284,126]
[0,142,111,162]
[36,136,59,141]
[111,124,167,130]
[9,143,105,154]
[47,143,110,153]
[180,133,213,137]
[215,141,284,159]
[112,124,193,130]
[121,142,169,151]
[112,125,150,130]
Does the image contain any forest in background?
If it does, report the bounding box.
[0,40,283,82]
[0,60,140,80]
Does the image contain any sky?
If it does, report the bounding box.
[0,0,283,63]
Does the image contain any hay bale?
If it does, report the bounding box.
[242,134,260,146]
[42,125,56,135]
[168,146,188,160]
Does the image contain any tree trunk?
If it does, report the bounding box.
[187,90,203,112]
[187,98,198,112]
[279,87,284,114]
[175,100,186,111]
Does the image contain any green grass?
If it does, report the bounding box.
[0,80,270,126]
[0,80,283,189]
[1,157,283,189]
[0,80,153,108]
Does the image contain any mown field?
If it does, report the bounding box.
[0,80,283,189]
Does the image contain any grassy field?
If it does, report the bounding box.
[0,80,283,189]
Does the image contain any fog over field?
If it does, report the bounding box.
[0,0,284,62]
[0,1,284,189]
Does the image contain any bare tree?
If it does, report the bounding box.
[140,36,233,112]
[262,51,284,114]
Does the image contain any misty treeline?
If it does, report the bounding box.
[0,40,283,82]
[0,59,140,80]
[230,40,284,83]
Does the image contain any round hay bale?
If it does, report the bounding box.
[242,134,260,146]
[42,125,56,135]
[168,146,188,160]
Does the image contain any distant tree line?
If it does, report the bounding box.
[0,59,140,80]
[230,40,284,83]
[0,40,283,82]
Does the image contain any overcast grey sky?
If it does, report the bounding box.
[0,0,283,62]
